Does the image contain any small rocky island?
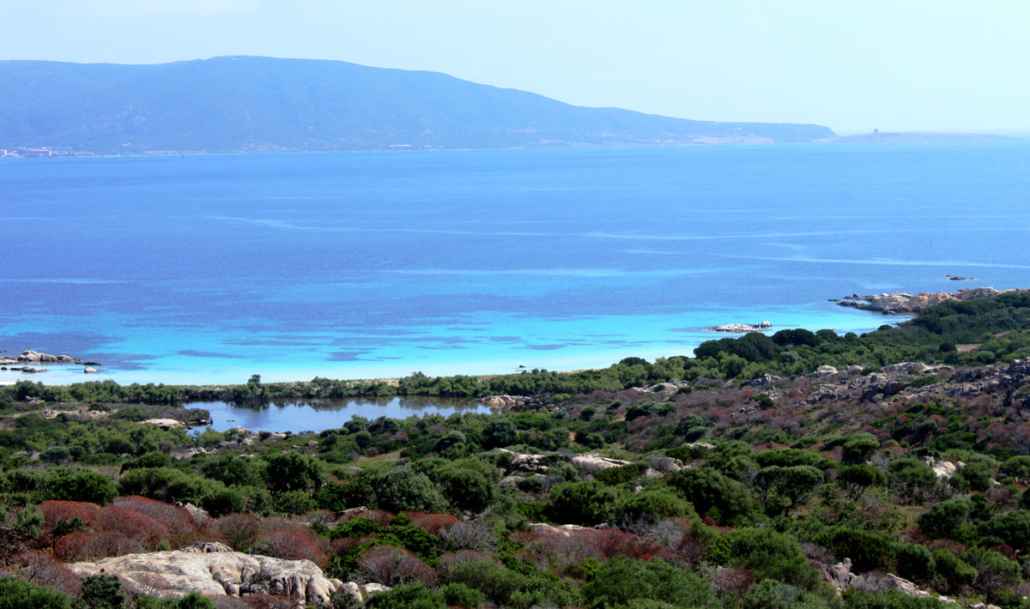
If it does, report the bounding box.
[712,320,773,333]
[0,349,99,374]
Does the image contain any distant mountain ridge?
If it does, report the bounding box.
[0,56,834,152]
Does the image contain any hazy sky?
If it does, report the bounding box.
[2,1,1028,133]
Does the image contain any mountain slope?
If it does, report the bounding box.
[0,56,834,151]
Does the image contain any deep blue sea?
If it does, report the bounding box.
[2,143,1028,385]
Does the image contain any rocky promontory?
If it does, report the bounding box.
[835,287,1016,315]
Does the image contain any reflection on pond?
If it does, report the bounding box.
[187,396,490,434]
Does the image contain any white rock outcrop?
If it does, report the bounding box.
[68,543,352,607]
[571,454,632,473]
[824,559,957,605]
[141,418,184,429]
[926,457,964,479]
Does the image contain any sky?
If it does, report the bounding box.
[1,1,1028,133]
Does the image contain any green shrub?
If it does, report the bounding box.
[843,590,951,609]
[201,486,247,517]
[842,434,880,465]
[118,467,215,504]
[35,468,117,504]
[135,594,214,609]
[931,548,976,595]
[80,574,125,609]
[963,547,1020,600]
[264,452,323,493]
[581,558,716,609]
[371,467,447,513]
[440,557,572,609]
[273,489,318,515]
[917,497,971,540]
[667,467,754,525]
[754,465,823,514]
[743,580,832,609]
[838,464,886,498]
[983,509,1030,552]
[950,461,994,492]
[546,481,621,525]
[820,528,896,573]
[0,576,73,609]
[365,583,446,609]
[887,459,937,503]
[200,454,264,487]
[440,583,483,609]
[894,543,935,583]
[595,463,647,486]
[725,528,821,590]
[615,488,693,526]
[754,449,828,469]
[432,458,497,513]
[1000,455,1030,482]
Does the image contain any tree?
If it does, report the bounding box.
[838,464,886,499]
[754,465,823,515]
[842,434,880,464]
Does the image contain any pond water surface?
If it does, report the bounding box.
[187,397,490,434]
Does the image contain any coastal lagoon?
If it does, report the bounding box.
[2,143,1028,385]
[188,397,490,434]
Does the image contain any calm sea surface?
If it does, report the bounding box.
[2,143,1028,385]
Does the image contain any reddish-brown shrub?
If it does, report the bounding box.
[208,597,253,609]
[591,529,662,560]
[712,566,754,595]
[337,508,393,526]
[437,550,496,575]
[15,551,82,596]
[255,520,328,567]
[113,496,198,537]
[54,531,144,562]
[515,530,600,570]
[97,505,170,547]
[358,545,437,586]
[440,520,496,551]
[406,512,459,535]
[216,514,261,551]
[40,501,101,532]
[241,594,296,609]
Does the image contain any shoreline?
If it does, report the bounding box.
[0,324,903,388]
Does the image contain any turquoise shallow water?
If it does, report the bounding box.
[1,144,1027,385]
